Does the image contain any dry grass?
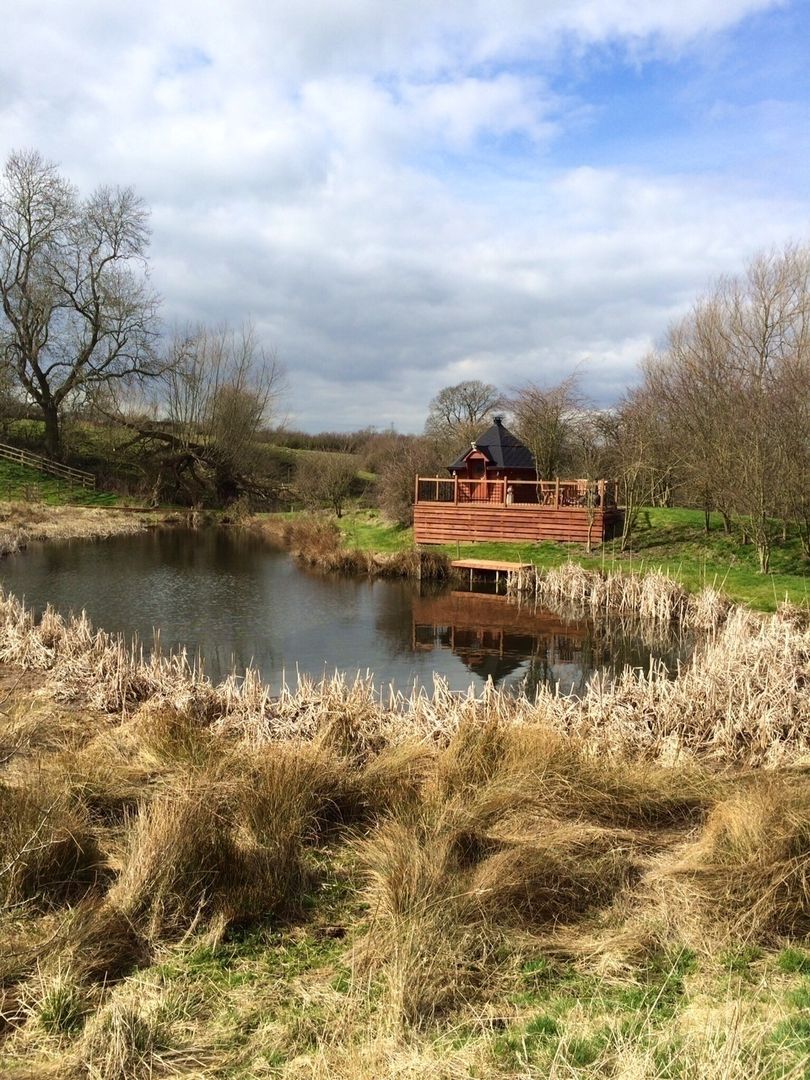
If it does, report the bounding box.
[0,501,149,558]
[509,561,732,631]
[1,580,806,767]
[0,779,104,909]
[0,564,809,1077]
[658,778,810,946]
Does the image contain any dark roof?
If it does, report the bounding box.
[448,417,535,471]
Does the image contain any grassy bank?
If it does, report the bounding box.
[0,459,118,508]
[0,580,809,1077]
[324,508,810,612]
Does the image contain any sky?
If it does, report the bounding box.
[1,1,808,432]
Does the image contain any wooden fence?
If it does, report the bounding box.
[0,441,96,490]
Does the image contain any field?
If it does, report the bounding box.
[0,568,809,1078]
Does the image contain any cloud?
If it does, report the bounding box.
[0,0,804,430]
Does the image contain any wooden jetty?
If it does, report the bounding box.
[450,557,528,588]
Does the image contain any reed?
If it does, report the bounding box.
[270,514,453,580]
[0,501,148,557]
[0,580,806,767]
[1,569,809,1077]
[508,561,733,631]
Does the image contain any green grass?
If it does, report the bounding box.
[336,509,413,553]
[0,458,117,507]
[329,507,810,612]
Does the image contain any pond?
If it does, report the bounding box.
[0,528,686,695]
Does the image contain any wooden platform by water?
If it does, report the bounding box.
[450,557,529,588]
[450,558,528,572]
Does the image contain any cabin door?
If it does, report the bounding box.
[467,453,487,501]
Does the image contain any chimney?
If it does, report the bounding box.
[493,414,504,425]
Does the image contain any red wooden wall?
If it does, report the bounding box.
[413,504,622,545]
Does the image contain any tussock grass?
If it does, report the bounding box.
[1,566,809,1076]
[76,978,207,1080]
[0,779,104,909]
[352,722,714,1030]
[104,746,351,946]
[659,779,810,946]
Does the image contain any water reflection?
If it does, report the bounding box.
[0,528,687,694]
[411,590,590,692]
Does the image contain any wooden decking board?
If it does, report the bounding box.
[414,504,621,545]
[450,558,528,571]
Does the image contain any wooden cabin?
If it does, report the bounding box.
[447,415,537,498]
[414,415,622,545]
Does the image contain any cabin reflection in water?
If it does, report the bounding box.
[411,590,589,691]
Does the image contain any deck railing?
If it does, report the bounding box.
[415,476,617,509]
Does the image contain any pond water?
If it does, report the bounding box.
[0,528,685,695]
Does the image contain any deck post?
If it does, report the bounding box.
[555,477,560,509]
[454,475,458,505]
[414,474,419,506]
[598,479,605,507]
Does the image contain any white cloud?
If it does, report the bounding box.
[0,0,802,430]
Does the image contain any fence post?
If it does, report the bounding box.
[454,475,458,505]
[555,477,560,509]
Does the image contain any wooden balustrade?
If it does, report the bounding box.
[415,476,617,509]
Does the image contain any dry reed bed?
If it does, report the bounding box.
[0,578,806,766]
[0,501,149,558]
[508,561,733,631]
[261,514,454,580]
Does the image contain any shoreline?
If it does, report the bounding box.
[0,501,164,558]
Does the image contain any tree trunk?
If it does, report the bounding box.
[42,402,61,460]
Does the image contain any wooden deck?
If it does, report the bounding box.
[415,503,622,545]
[413,475,623,546]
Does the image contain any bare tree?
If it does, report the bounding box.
[295,452,358,517]
[118,323,284,505]
[379,435,445,526]
[424,380,501,457]
[569,410,611,552]
[507,375,583,479]
[639,243,810,572]
[0,149,161,458]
